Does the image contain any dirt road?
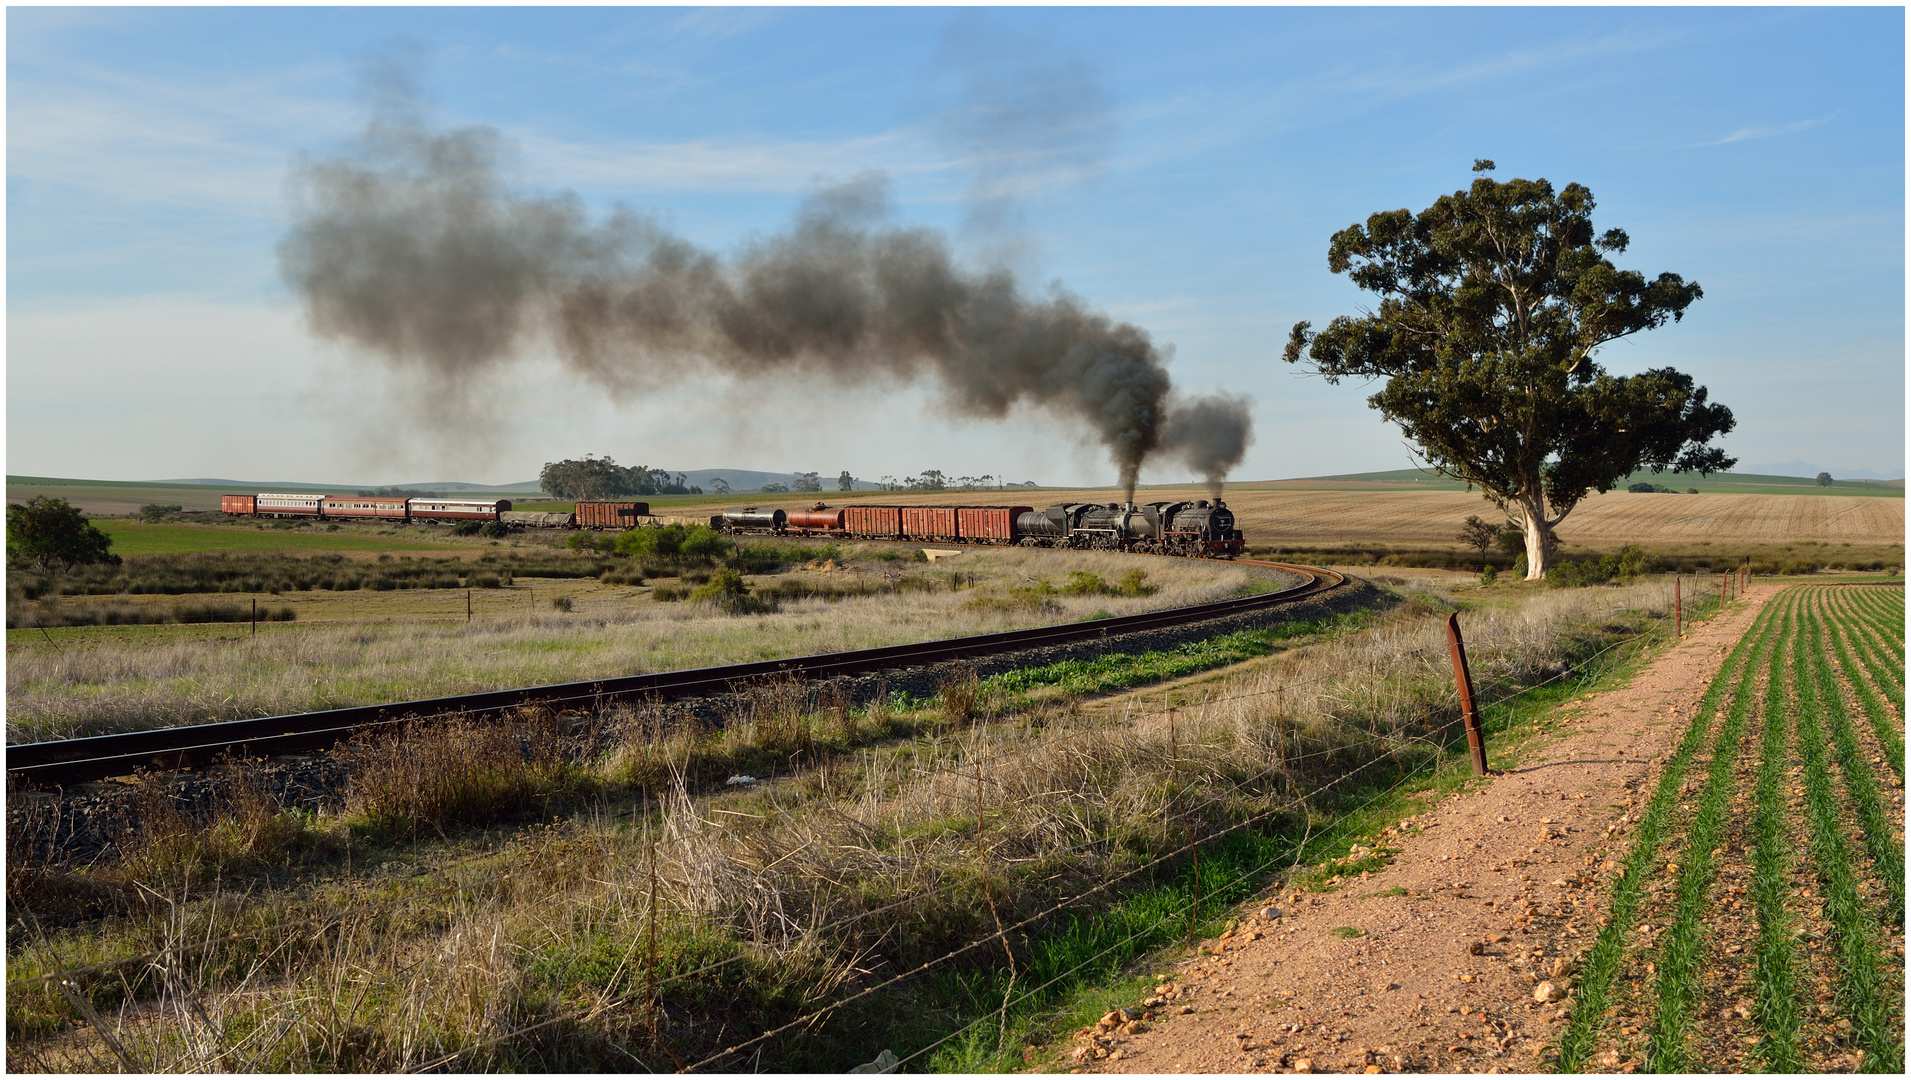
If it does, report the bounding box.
[1073,585,1775,1074]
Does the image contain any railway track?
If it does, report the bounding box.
[6,560,1344,788]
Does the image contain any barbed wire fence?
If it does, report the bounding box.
[8,575,1735,1071]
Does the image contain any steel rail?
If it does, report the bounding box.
[5,561,1342,787]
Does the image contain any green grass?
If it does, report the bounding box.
[91,520,456,554]
[977,616,1367,702]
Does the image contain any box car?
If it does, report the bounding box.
[408,498,510,522]
[254,492,325,516]
[900,506,959,541]
[321,495,411,520]
[843,505,901,537]
[574,501,650,529]
[220,494,257,516]
[957,506,1031,543]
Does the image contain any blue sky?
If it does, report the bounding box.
[7,5,1904,486]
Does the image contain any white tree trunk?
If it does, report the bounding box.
[1517,492,1552,579]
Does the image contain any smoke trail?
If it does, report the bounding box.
[280,90,1249,497]
[1163,393,1255,500]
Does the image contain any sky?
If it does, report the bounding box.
[6,5,1905,487]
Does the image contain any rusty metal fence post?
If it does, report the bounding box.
[1445,613,1488,776]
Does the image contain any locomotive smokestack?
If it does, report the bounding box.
[278,74,1251,496]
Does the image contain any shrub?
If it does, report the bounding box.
[688,568,776,614]
[1548,545,1656,588]
[136,504,183,523]
[343,713,576,838]
[615,523,725,562]
[551,596,573,612]
[479,521,510,539]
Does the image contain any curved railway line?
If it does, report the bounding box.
[6,560,1345,788]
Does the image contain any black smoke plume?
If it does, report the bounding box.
[1164,393,1255,500]
[279,94,1252,498]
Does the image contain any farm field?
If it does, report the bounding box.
[5,569,1701,1071]
[1559,583,1905,1072]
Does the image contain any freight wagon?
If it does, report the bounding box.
[574,502,651,529]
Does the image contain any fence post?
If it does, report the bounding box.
[1446,613,1488,776]
[646,840,660,1044]
[251,597,257,638]
[1674,576,1682,638]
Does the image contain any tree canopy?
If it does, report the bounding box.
[1284,162,1734,577]
[539,456,701,499]
[7,496,120,572]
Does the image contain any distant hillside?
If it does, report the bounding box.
[1280,468,1903,498]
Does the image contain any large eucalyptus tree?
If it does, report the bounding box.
[1285,162,1735,578]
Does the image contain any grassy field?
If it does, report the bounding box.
[91,520,461,555]
[1556,583,1905,1072]
[6,570,1707,1071]
[4,546,1262,742]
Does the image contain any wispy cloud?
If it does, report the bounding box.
[1692,113,1840,147]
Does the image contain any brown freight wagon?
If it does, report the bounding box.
[843,505,901,537]
[786,507,845,532]
[320,495,410,520]
[220,494,256,516]
[575,501,650,529]
[957,506,1032,544]
[900,506,959,541]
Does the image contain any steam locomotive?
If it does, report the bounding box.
[716,500,1245,558]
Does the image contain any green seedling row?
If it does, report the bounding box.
[1822,597,1907,779]
[1826,590,1907,718]
[1748,592,1806,1071]
[1800,593,1905,925]
[1563,585,1906,1073]
[1642,599,1777,1071]
[1834,590,1907,688]
[1553,597,1774,1071]
[1790,592,1903,1073]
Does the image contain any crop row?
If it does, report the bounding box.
[1561,584,1905,1072]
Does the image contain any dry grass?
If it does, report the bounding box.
[6,574,1688,1071]
[6,548,1251,743]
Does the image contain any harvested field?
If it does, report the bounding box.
[642,484,1905,551]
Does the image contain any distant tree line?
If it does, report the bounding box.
[867,470,1021,492]
[539,456,703,499]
